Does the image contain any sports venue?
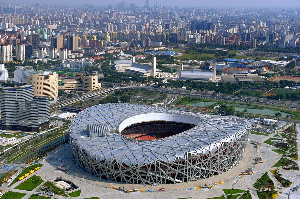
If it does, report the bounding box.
[69,103,252,185]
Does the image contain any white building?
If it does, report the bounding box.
[14,66,35,83]
[49,48,57,59]
[60,58,94,70]
[0,44,13,62]
[0,64,8,82]
[180,70,214,81]
[59,48,68,60]
[151,57,157,77]
[114,59,157,77]
[16,43,25,61]
[38,47,47,59]
[262,119,278,126]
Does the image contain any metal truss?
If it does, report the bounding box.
[69,103,251,185]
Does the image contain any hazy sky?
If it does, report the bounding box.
[3,0,300,8]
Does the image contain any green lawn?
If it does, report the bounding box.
[264,138,278,146]
[41,181,66,195]
[207,197,226,199]
[1,191,26,199]
[227,195,240,199]
[173,96,214,105]
[273,157,298,169]
[257,191,277,199]
[254,172,275,190]
[69,190,81,197]
[29,194,51,199]
[223,189,245,195]
[84,198,100,199]
[10,163,42,186]
[272,149,285,154]
[240,190,252,199]
[15,175,43,191]
[250,131,268,136]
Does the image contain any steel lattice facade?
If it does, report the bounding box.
[69,103,251,185]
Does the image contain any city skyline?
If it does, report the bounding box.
[1,0,300,8]
[0,0,300,198]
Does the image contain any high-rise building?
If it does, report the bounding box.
[49,48,57,59]
[27,72,58,99]
[16,43,25,61]
[67,35,78,51]
[25,44,34,59]
[59,48,68,60]
[31,34,40,49]
[51,34,64,50]
[191,20,211,33]
[0,85,50,132]
[38,47,47,58]
[17,34,25,42]
[0,43,13,63]
[0,64,8,82]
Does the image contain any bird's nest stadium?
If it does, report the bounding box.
[69,103,252,185]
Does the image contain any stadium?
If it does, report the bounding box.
[69,103,252,185]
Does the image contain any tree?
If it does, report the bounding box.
[218,104,235,116]
[120,94,130,103]
[275,112,282,117]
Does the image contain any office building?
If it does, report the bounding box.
[25,44,34,59]
[0,85,50,132]
[73,72,101,91]
[67,35,79,51]
[59,72,101,91]
[0,64,8,82]
[38,47,47,58]
[27,72,58,99]
[59,48,68,60]
[49,48,57,59]
[51,34,64,50]
[16,43,25,61]
[31,34,40,49]
[0,44,13,63]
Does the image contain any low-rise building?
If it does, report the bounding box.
[221,74,265,83]
[13,66,35,83]
[60,58,94,71]
[59,73,101,91]
[27,72,58,99]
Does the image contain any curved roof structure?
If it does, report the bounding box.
[180,70,213,81]
[70,103,251,167]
